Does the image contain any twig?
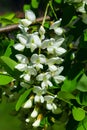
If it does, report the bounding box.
[0,16,50,33]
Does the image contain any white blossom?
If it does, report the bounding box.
[33,86,46,103]
[31,107,39,118]
[26,34,41,52]
[15,54,29,64]
[20,66,37,82]
[51,66,65,84]
[14,34,27,51]
[42,38,66,55]
[15,63,27,71]
[44,95,57,112]
[30,54,46,70]
[36,72,53,88]
[47,57,64,72]
[25,10,36,23]
[50,19,64,35]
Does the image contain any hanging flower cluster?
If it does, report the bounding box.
[14,10,66,128]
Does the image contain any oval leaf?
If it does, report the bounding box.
[0,74,13,85]
[72,107,85,121]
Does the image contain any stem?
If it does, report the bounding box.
[42,2,50,26]
[49,0,58,20]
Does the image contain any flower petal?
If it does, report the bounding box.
[15,64,27,71]
[15,54,29,63]
[25,10,36,22]
[20,19,32,27]
[14,43,25,51]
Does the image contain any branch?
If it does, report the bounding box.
[0,16,50,33]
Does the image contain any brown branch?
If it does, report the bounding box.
[0,16,50,33]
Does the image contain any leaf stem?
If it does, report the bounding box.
[42,2,50,26]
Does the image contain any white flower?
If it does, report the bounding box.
[26,34,41,52]
[36,72,53,88]
[15,54,29,64]
[41,38,55,49]
[42,38,66,55]
[44,95,57,112]
[51,66,65,84]
[32,114,42,127]
[25,10,36,23]
[15,64,27,71]
[30,54,46,70]
[33,86,46,103]
[47,57,64,72]
[31,107,39,118]
[21,66,37,82]
[50,19,64,35]
[20,19,32,27]
[17,34,27,44]
[14,34,27,51]
[18,24,28,32]
[23,96,34,108]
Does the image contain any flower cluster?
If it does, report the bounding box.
[14,10,66,127]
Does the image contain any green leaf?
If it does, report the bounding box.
[23,4,31,11]
[76,74,87,92]
[72,107,85,121]
[15,88,32,111]
[31,0,39,9]
[54,0,62,3]
[58,91,75,100]
[61,70,83,92]
[0,13,15,20]
[0,56,17,75]
[77,116,87,130]
[0,74,13,85]
[57,91,75,105]
[4,40,14,57]
[52,121,66,130]
[61,78,77,92]
[84,29,87,41]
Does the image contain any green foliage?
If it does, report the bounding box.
[0,74,13,85]
[0,56,17,75]
[0,13,19,27]
[72,107,85,121]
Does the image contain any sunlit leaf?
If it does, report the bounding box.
[31,0,39,9]
[72,107,85,121]
[77,116,87,130]
[0,74,13,85]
